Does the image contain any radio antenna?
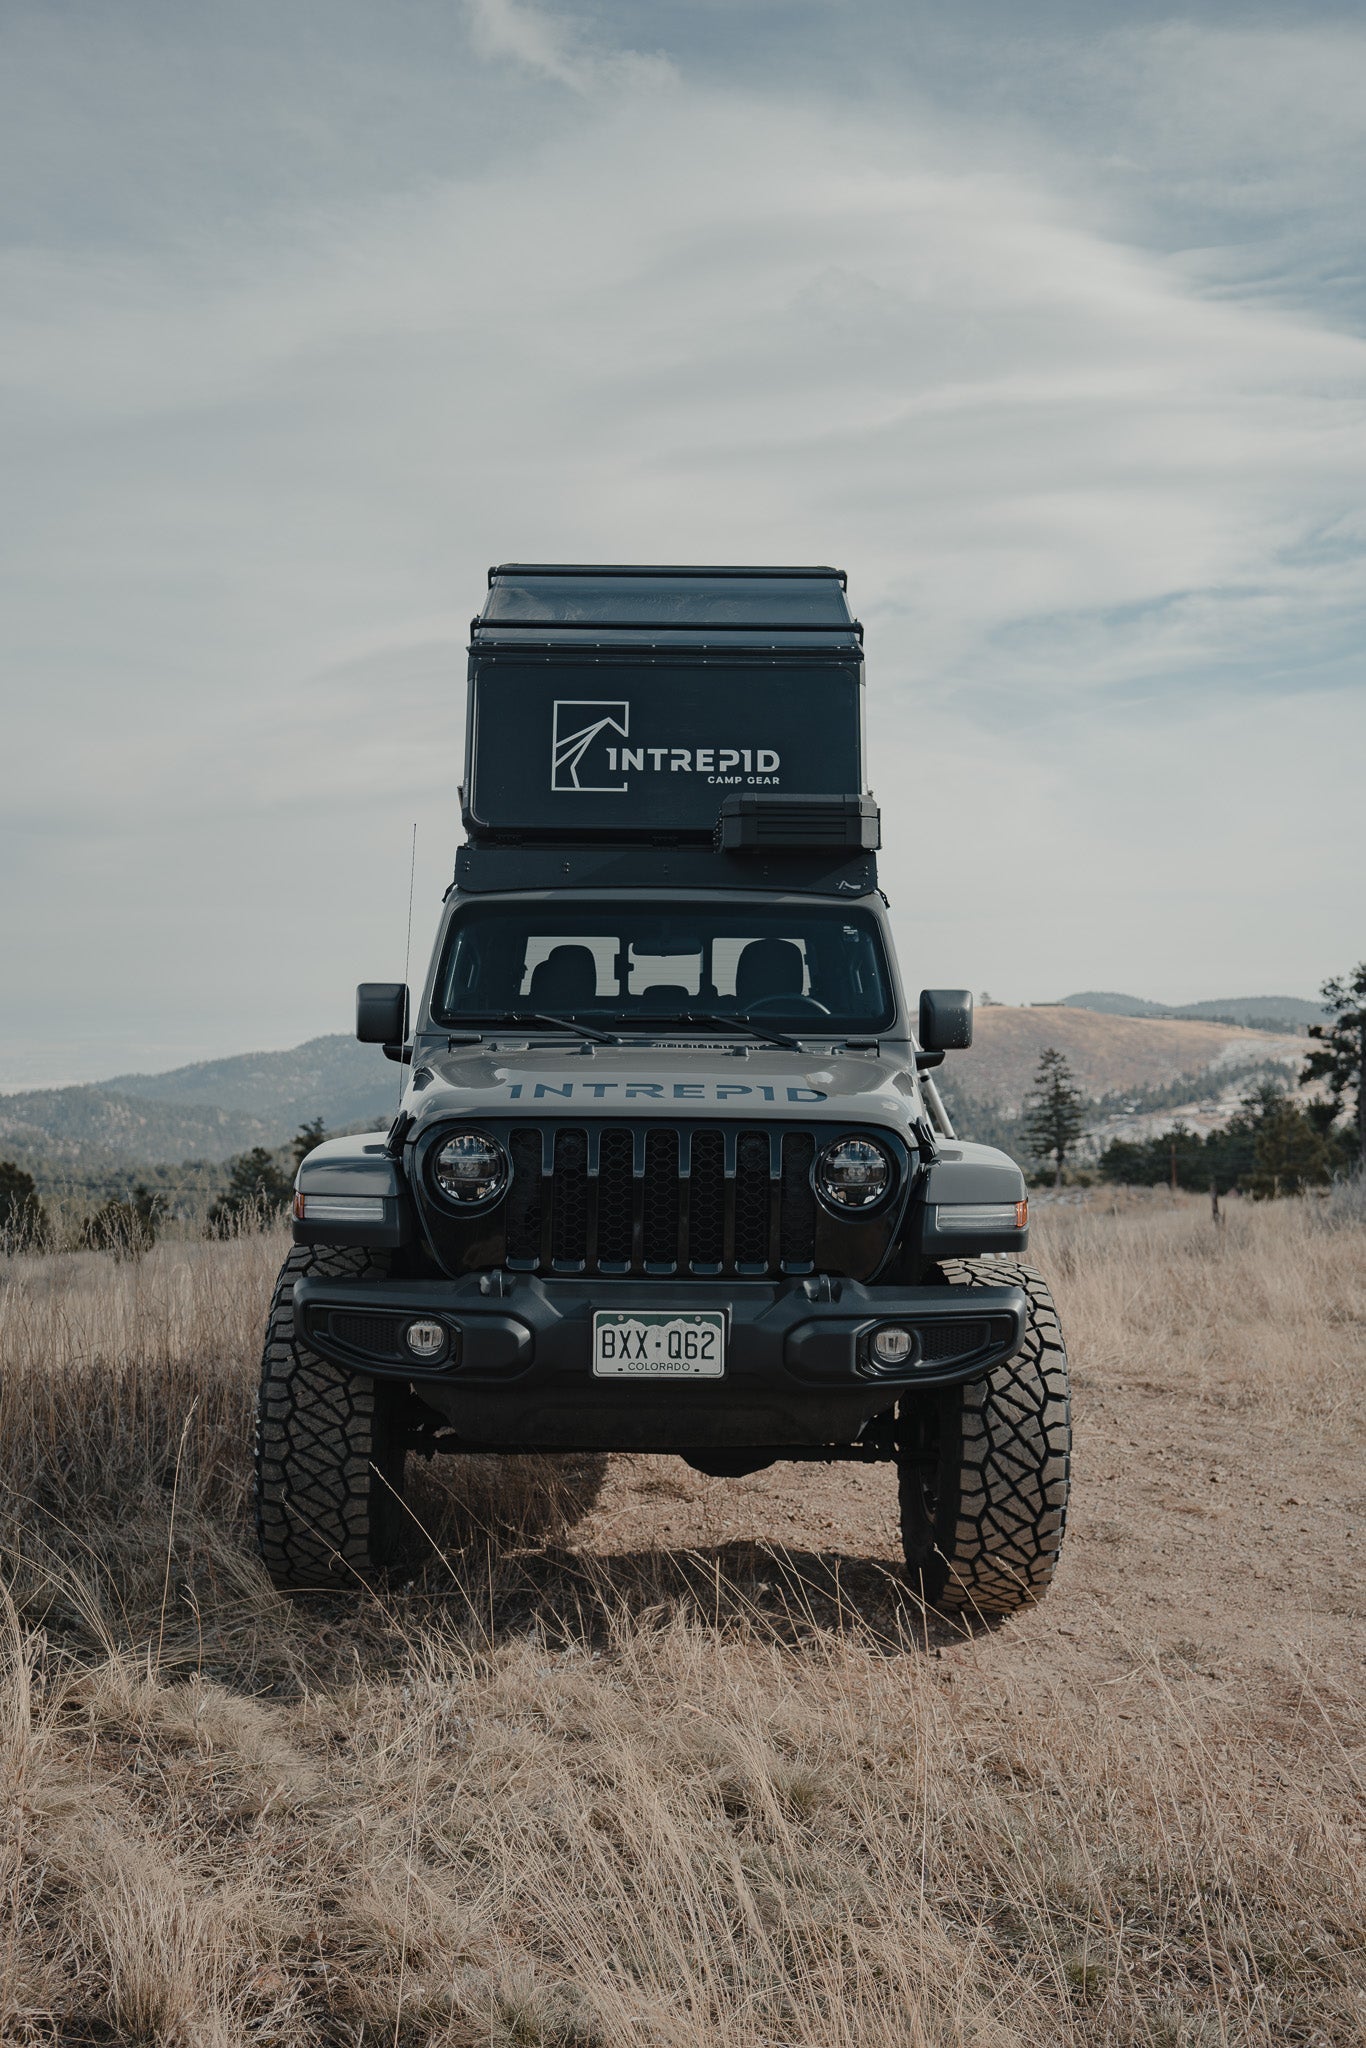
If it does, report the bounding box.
[399,821,417,1110]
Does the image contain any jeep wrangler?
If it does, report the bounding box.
[255,564,1069,1613]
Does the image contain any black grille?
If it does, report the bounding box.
[506,1128,544,1262]
[329,1311,404,1358]
[502,1122,821,1278]
[597,1126,635,1266]
[918,1319,990,1361]
[688,1130,725,1268]
[643,1127,679,1267]
[551,1129,588,1266]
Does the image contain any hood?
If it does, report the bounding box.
[403,1038,924,1134]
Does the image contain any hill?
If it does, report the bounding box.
[106,1034,394,1121]
[951,1006,1303,1114]
[0,1014,1311,1174]
[0,1036,394,1169]
[1058,991,1325,1030]
[0,1088,290,1170]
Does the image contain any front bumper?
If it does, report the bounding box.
[293,1272,1026,1453]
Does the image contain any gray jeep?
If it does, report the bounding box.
[255,565,1069,1614]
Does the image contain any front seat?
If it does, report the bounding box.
[635,983,692,1012]
[734,938,805,1006]
[528,945,598,1008]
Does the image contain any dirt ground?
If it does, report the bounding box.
[574,1256,1364,1703]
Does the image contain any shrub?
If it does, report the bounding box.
[206,1148,293,1235]
[0,1159,49,1252]
[81,1185,159,1260]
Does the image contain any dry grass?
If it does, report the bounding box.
[0,1201,1363,2045]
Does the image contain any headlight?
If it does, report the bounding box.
[432,1131,510,1208]
[813,1135,893,1212]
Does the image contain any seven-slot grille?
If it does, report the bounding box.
[502,1123,818,1277]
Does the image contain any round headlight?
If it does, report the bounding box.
[814,1135,893,1212]
[432,1131,509,1208]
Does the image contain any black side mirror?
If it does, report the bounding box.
[356,982,409,1046]
[919,988,973,1052]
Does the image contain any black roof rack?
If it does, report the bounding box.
[488,563,848,587]
[475,564,858,642]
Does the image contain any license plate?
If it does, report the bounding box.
[592,1310,726,1378]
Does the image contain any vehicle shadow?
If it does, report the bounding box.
[399,1456,985,1657]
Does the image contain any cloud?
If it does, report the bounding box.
[464,0,675,92]
[0,6,1362,1078]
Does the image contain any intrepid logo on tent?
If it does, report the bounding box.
[550,700,630,792]
[551,699,781,793]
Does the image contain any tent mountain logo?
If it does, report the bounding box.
[550,700,630,793]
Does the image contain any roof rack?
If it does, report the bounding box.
[488,563,848,586]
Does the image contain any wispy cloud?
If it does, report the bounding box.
[465,0,675,92]
[0,4,1361,1078]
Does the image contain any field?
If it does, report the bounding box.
[1,1198,1363,2046]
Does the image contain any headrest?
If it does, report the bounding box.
[528,945,598,1007]
[735,938,805,1005]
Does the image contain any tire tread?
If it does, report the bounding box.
[253,1243,407,1589]
[899,1259,1071,1617]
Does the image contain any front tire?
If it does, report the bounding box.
[898,1260,1070,1617]
[254,1244,412,1590]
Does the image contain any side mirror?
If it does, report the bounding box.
[919,988,973,1052]
[356,982,409,1045]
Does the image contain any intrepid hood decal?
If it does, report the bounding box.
[503,1078,826,1102]
[408,1043,921,1129]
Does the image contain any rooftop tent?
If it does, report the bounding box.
[463,564,869,846]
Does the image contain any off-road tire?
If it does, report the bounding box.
[255,1244,413,1590]
[898,1260,1070,1617]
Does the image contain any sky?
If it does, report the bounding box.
[1,0,1363,1086]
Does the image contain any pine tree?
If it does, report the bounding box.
[1022,1048,1086,1187]
[292,1117,328,1170]
[0,1160,48,1250]
[1246,1095,1334,1198]
[207,1149,293,1235]
[1302,961,1366,1171]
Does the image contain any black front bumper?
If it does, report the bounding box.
[293,1272,1026,1453]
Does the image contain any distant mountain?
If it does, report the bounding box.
[1058,992,1325,1031]
[951,1006,1304,1116]
[0,1088,284,1169]
[0,1036,394,1169]
[108,1035,394,1124]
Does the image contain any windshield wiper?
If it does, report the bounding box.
[464,1010,619,1044]
[676,1011,803,1051]
[523,1011,619,1045]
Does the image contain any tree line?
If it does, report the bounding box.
[0,1118,329,1257]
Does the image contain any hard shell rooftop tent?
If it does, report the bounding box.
[462,567,876,875]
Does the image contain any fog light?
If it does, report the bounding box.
[404,1318,447,1361]
[870,1324,915,1367]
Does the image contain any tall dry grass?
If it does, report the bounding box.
[0,1201,1362,2046]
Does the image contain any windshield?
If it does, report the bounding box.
[432,899,895,1034]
